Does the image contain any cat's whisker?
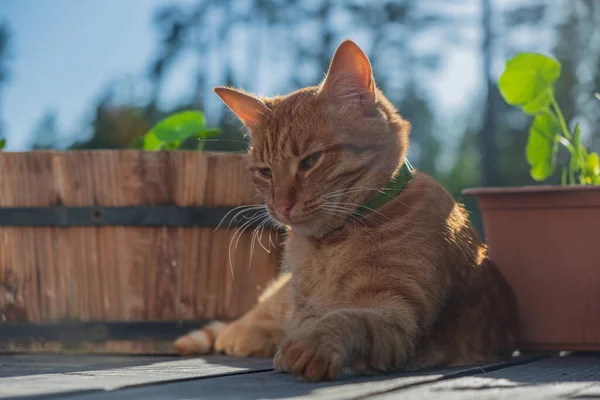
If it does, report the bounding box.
[320,209,371,230]
[229,215,261,267]
[268,224,277,251]
[256,220,271,254]
[320,206,372,228]
[235,211,267,250]
[199,138,251,146]
[233,210,263,246]
[323,186,385,197]
[324,212,371,229]
[335,202,395,224]
[228,211,266,278]
[324,188,424,220]
[322,203,384,227]
[249,221,259,265]
[324,184,438,199]
[251,215,270,254]
[249,214,272,270]
[215,204,265,232]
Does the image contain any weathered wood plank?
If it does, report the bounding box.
[7,355,541,400]
[370,354,600,399]
[0,355,274,399]
[0,354,179,378]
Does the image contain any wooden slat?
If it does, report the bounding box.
[134,151,180,321]
[175,152,210,320]
[54,151,103,321]
[0,152,58,324]
[92,151,141,321]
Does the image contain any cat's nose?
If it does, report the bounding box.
[274,199,295,218]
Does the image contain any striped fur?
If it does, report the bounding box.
[174,40,518,381]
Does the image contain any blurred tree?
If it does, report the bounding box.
[147,5,190,122]
[397,86,438,176]
[31,110,59,150]
[0,21,12,140]
[552,0,600,152]
[480,0,497,186]
[472,0,554,189]
[70,88,152,150]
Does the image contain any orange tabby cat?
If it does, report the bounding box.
[174,39,518,381]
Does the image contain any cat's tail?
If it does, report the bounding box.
[173,321,228,356]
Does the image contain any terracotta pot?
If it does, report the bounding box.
[463,185,600,351]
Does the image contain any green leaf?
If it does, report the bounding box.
[586,152,600,176]
[141,110,220,151]
[526,113,560,181]
[162,141,181,150]
[570,123,581,173]
[142,131,165,150]
[0,138,6,150]
[150,111,208,143]
[498,53,561,114]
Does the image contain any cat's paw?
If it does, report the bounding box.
[215,320,282,358]
[276,333,344,381]
[174,321,227,356]
[273,348,288,372]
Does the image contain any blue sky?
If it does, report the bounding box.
[1,0,198,149]
[0,0,547,151]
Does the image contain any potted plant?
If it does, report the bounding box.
[463,53,600,351]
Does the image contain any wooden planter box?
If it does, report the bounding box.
[464,186,600,351]
[0,150,282,354]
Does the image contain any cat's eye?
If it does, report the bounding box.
[258,167,272,178]
[299,151,322,172]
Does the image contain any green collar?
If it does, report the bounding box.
[351,158,414,219]
[321,159,414,239]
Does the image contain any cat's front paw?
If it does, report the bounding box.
[276,333,344,381]
[215,320,282,358]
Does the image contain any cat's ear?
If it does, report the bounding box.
[214,87,269,130]
[319,39,376,105]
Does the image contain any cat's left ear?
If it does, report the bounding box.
[319,39,376,106]
[214,87,269,131]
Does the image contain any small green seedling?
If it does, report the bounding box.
[498,53,600,185]
[137,110,220,151]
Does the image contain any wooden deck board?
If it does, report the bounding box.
[0,354,542,400]
[1,353,598,400]
[370,354,600,399]
[0,355,273,399]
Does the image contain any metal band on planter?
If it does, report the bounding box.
[0,321,215,342]
[0,205,279,229]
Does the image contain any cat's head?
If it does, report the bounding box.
[215,40,410,237]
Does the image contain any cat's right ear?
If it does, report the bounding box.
[319,40,376,107]
[213,87,269,131]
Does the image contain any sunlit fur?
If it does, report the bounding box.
[175,40,518,381]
